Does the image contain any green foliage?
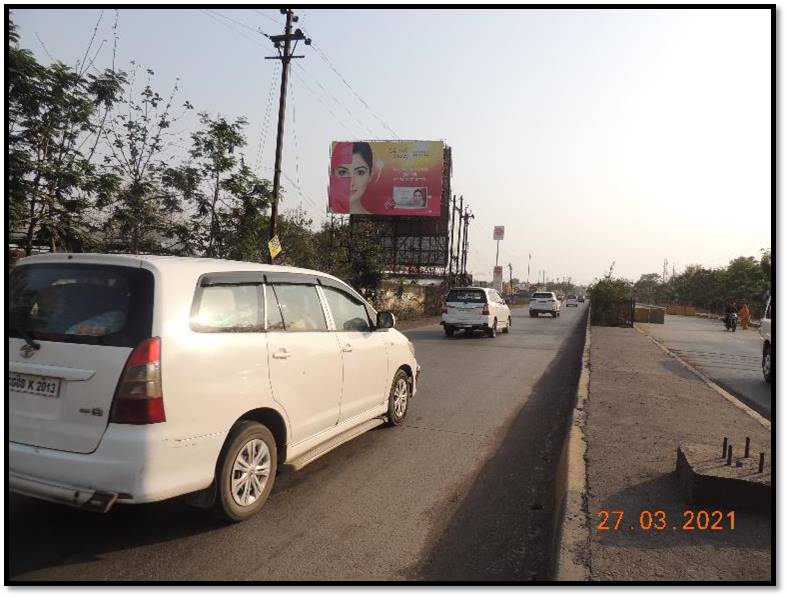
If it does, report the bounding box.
[100,64,194,254]
[5,17,382,297]
[588,275,634,326]
[631,252,771,314]
[165,113,271,259]
[8,14,126,254]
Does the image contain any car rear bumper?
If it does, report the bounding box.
[10,471,118,513]
[9,424,224,508]
[441,317,494,329]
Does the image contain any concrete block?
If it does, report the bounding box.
[676,442,770,513]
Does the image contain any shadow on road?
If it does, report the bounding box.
[416,309,588,582]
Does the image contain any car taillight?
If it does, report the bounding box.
[110,337,165,424]
[482,303,490,315]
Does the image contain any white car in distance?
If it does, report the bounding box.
[9,254,419,522]
[441,287,511,338]
[529,291,561,318]
[566,295,579,307]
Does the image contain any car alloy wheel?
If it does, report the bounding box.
[763,350,772,383]
[231,438,272,507]
[393,377,409,419]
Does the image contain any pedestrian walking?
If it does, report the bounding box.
[738,302,751,330]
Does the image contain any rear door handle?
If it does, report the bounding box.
[273,349,291,359]
[342,343,353,353]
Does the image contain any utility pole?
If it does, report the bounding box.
[265,9,309,263]
[447,194,457,283]
[454,195,464,277]
[508,262,513,294]
[460,206,474,276]
[527,254,531,286]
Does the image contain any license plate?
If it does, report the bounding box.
[8,373,62,398]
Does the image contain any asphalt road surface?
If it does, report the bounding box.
[639,315,770,419]
[10,304,589,583]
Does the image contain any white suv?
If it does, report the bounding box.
[9,254,419,521]
[441,287,511,338]
[529,291,561,318]
[761,296,772,383]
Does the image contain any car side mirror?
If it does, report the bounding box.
[376,311,396,330]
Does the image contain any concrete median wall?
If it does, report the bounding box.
[635,305,665,324]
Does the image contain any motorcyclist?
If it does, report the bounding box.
[724,301,737,328]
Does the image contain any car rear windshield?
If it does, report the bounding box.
[568,295,577,299]
[9,263,154,348]
[533,292,553,299]
[446,289,486,303]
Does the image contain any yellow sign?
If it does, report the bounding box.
[268,235,282,260]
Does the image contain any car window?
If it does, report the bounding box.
[323,286,372,332]
[268,284,328,332]
[9,263,153,347]
[193,284,263,332]
[533,292,553,299]
[447,289,486,303]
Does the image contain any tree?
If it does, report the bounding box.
[633,273,662,304]
[165,112,272,260]
[8,16,126,254]
[100,65,193,254]
[723,256,769,308]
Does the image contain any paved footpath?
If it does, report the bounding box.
[583,326,771,582]
[638,315,770,419]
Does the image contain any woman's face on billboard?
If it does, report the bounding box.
[334,152,371,203]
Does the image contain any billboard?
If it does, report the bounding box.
[493,226,505,241]
[328,140,444,217]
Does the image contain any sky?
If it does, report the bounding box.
[12,7,773,285]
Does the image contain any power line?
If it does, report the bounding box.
[252,8,284,27]
[290,67,358,138]
[253,62,281,174]
[292,62,376,138]
[206,9,271,39]
[302,33,400,139]
[289,75,303,211]
[199,9,268,49]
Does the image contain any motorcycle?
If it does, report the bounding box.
[724,312,738,332]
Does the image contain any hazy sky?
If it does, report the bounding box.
[13,8,772,285]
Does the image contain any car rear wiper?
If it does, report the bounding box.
[11,325,40,350]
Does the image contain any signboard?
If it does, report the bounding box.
[328,140,444,216]
[493,265,504,291]
[493,226,505,241]
[268,235,282,260]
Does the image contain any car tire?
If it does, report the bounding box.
[386,368,411,426]
[503,316,511,333]
[487,319,497,338]
[763,345,772,383]
[444,326,455,337]
[213,420,277,523]
[530,311,536,318]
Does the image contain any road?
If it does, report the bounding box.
[638,315,770,419]
[9,304,589,583]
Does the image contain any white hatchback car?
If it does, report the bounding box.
[441,286,511,337]
[9,254,419,521]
